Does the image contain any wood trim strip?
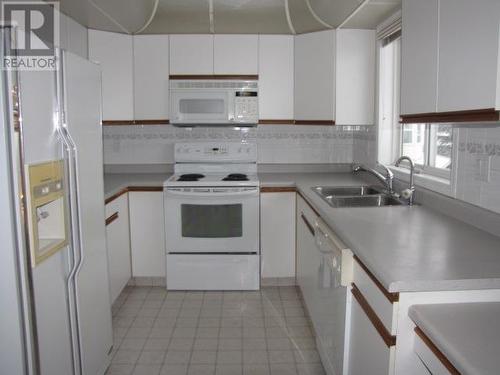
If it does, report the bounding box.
[352,283,397,348]
[300,213,315,236]
[414,327,461,375]
[102,119,338,127]
[102,120,169,126]
[127,186,164,193]
[169,74,258,80]
[105,212,119,226]
[102,120,136,126]
[134,119,169,125]
[105,186,164,204]
[294,120,335,126]
[353,255,399,303]
[400,108,500,124]
[260,186,296,193]
[105,188,128,204]
[297,190,321,217]
[258,119,295,125]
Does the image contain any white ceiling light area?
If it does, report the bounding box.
[56,0,401,34]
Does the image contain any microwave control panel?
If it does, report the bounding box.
[234,91,258,120]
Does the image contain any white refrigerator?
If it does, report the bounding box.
[0,28,113,375]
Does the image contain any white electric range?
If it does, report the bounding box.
[163,142,260,290]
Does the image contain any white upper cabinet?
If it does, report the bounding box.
[401,0,439,115]
[133,35,169,120]
[214,35,258,74]
[88,29,134,120]
[258,35,294,120]
[401,0,500,116]
[169,34,214,75]
[294,30,336,121]
[336,29,376,125]
[437,0,500,112]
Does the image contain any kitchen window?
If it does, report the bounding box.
[400,124,452,179]
[377,26,452,183]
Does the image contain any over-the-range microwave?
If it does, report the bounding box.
[169,79,259,126]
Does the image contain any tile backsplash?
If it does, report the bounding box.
[455,125,500,214]
[103,124,366,165]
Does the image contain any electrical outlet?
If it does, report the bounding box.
[475,155,491,182]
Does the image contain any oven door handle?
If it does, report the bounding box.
[165,188,259,197]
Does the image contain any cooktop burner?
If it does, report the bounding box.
[177,173,205,181]
[223,173,249,181]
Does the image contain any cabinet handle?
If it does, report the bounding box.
[414,327,461,375]
[353,255,399,303]
[105,212,119,226]
[351,283,396,348]
[301,213,315,236]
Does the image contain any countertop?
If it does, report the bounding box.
[104,173,171,199]
[409,302,500,375]
[104,172,500,293]
[261,173,500,293]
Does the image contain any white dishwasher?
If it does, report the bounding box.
[312,217,353,375]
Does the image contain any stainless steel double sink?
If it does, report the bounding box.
[312,185,403,208]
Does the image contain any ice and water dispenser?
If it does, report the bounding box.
[25,160,68,267]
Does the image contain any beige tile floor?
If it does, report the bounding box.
[107,286,326,375]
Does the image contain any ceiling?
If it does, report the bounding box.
[56,0,401,34]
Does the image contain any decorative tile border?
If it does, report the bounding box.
[458,142,500,156]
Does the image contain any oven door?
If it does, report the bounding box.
[164,187,259,253]
[169,90,234,124]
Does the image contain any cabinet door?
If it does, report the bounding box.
[105,194,132,303]
[133,35,169,120]
[88,30,133,120]
[400,0,439,115]
[437,0,500,112]
[213,35,258,74]
[260,192,296,278]
[336,29,376,125]
[169,35,214,75]
[258,35,294,120]
[348,295,393,375]
[129,192,166,277]
[294,30,336,121]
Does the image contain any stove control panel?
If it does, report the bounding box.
[174,142,257,163]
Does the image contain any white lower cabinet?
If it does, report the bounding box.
[105,194,132,303]
[128,191,166,277]
[296,194,319,299]
[260,191,296,278]
[348,295,394,375]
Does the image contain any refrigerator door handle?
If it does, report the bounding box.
[63,126,85,277]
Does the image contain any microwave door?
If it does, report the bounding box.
[170,90,231,124]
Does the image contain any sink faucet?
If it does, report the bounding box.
[352,163,394,194]
[395,156,415,206]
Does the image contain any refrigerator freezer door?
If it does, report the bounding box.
[63,51,113,375]
[19,64,74,375]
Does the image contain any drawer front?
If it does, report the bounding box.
[297,193,319,224]
[353,258,398,334]
[105,193,127,217]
